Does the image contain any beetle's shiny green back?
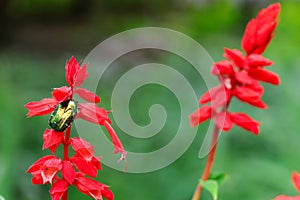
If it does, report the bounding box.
[49,100,78,132]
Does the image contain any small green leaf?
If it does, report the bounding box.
[200,179,218,200]
[208,172,229,185]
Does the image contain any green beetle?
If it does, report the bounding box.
[49,100,78,132]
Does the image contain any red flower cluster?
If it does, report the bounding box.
[25,56,126,200]
[190,3,280,135]
[274,172,300,200]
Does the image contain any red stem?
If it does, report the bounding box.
[192,125,220,200]
[62,126,71,200]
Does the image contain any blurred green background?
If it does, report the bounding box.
[0,0,300,199]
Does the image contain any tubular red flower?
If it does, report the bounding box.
[50,179,68,200]
[189,106,213,127]
[74,175,114,200]
[292,172,300,193]
[224,48,244,68]
[230,113,260,135]
[246,54,273,68]
[71,137,95,161]
[42,129,64,153]
[242,3,280,55]
[62,161,76,184]
[25,98,58,117]
[215,111,233,131]
[74,88,100,103]
[77,103,111,125]
[52,86,72,102]
[248,68,280,85]
[27,156,62,184]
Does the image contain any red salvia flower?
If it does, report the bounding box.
[274,172,300,200]
[190,3,280,135]
[25,56,126,200]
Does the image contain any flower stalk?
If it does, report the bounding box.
[25,56,127,200]
[189,3,281,200]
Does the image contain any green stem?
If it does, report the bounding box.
[192,125,220,200]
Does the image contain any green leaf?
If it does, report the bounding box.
[200,180,218,200]
[208,172,229,185]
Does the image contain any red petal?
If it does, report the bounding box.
[74,176,111,200]
[77,103,110,125]
[189,106,213,127]
[27,155,57,173]
[246,54,273,68]
[31,172,44,185]
[242,3,280,54]
[65,56,81,87]
[233,86,267,108]
[74,88,100,103]
[70,156,98,178]
[224,48,244,68]
[74,63,88,87]
[50,179,68,200]
[273,195,300,200]
[52,86,71,102]
[230,112,260,134]
[25,98,57,117]
[292,171,300,192]
[41,158,62,184]
[102,186,114,200]
[235,70,254,85]
[42,129,64,154]
[248,68,280,85]
[71,137,94,161]
[62,161,76,184]
[215,112,233,131]
[103,120,127,165]
[199,85,229,107]
[212,60,233,75]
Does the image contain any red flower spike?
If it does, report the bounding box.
[25,98,58,117]
[242,3,280,55]
[292,172,300,193]
[26,55,127,199]
[52,86,72,102]
[230,113,260,134]
[62,161,76,184]
[75,88,101,103]
[50,179,68,200]
[42,129,64,154]
[189,106,213,127]
[215,112,233,131]
[224,48,244,68]
[248,68,280,85]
